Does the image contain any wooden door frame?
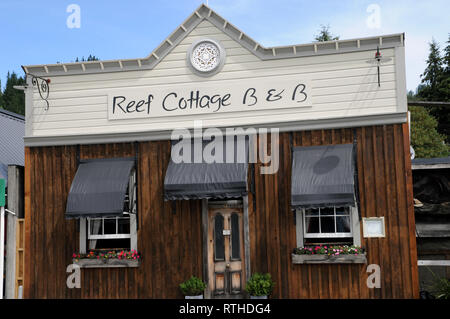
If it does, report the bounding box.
[202,196,251,299]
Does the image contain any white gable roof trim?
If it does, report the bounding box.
[22,4,405,77]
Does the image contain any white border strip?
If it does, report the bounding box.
[418,260,450,266]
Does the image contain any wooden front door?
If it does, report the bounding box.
[208,207,246,298]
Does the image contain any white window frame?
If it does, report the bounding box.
[87,215,133,240]
[79,169,137,253]
[295,206,361,247]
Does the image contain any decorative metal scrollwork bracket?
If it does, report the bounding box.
[27,73,50,110]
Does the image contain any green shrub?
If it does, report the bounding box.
[432,277,450,299]
[246,273,274,296]
[429,271,450,299]
[179,276,206,296]
[410,106,449,158]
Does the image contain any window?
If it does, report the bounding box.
[296,206,361,247]
[79,169,137,252]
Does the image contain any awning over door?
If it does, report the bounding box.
[164,137,248,200]
[291,144,356,209]
[65,158,135,219]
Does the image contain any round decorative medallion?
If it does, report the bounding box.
[187,39,226,76]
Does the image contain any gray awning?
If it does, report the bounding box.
[291,144,356,209]
[65,158,135,219]
[164,137,248,200]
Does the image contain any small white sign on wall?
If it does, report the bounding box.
[107,75,312,120]
[363,217,386,238]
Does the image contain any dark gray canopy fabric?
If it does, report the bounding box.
[291,144,356,209]
[164,137,248,200]
[65,158,135,219]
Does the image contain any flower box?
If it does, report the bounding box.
[73,258,141,268]
[185,295,204,299]
[291,253,367,264]
[292,245,367,264]
[72,250,141,268]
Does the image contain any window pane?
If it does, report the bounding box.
[118,218,130,234]
[305,209,319,216]
[336,216,351,233]
[320,216,335,233]
[336,207,350,216]
[90,219,102,235]
[92,238,130,250]
[304,237,353,245]
[104,218,116,235]
[320,207,334,216]
[305,217,319,233]
[231,214,240,260]
[214,214,225,261]
[123,192,130,213]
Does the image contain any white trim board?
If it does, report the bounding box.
[418,260,450,266]
[24,112,407,147]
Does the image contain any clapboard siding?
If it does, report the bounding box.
[24,123,418,298]
[29,20,403,138]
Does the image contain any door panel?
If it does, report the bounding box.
[208,208,245,298]
[214,214,225,261]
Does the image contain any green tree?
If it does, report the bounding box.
[0,54,99,116]
[437,34,450,100]
[417,39,443,100]
[74,55,99,62]
[407,90,417,101]
[0,79,3,107]
[314,25,339,42]
[416,37,450,142]
[0,71,26,115]
[443,34,450,73]
[409,106,449,158]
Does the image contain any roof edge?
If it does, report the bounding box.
[0,108,25,121]
[22,4,405,77]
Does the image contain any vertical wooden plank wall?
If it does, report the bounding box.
[24,124,418,298]
[24,142,203,298]
[249,123,419,298]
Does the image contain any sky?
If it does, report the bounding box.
[0,0,448,92]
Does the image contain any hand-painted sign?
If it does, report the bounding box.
[107,75,312,120]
